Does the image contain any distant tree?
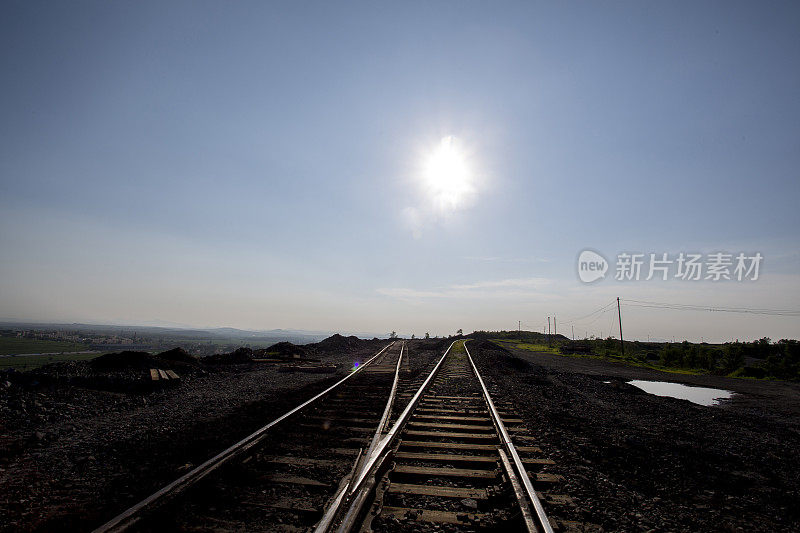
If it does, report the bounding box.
[756,337,772,359]
[720,343,745,373]
[659,344,683,367]
[425,332,430,339]
[457,328,463,336]
[390,331,397,339]
[411,334,415,339]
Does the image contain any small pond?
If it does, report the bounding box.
[627,380,734,406]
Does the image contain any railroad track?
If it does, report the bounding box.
[95,339,586,532]
[94,341,408,532]
[319,340,586,532]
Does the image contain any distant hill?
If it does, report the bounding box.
[0,321,387,344]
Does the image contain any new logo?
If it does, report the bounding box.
[578,250,608,283]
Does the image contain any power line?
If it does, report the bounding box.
[558,300,617,325]
[623,299,800,317]
[516,296,796,342]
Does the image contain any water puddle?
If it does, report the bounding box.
[627,380,734,406]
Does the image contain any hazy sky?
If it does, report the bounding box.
[1,1,798,342]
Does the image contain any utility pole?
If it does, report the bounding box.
[547,317,551,346]
[572,325,575,340]
[554,316,557,336]
[518,320,521,337]
[617,297,624,357]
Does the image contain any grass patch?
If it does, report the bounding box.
[493,338,708,376]
[493,340,560,355]
[450,340,467,357]
[0,337,90,356]
[477,331,799,381]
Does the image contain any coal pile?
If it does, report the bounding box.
[90,351,158,370]
[470,340,534,372]
[256,341,307,359]
[91,349,200,373]
[414,338,451,352]
[313,334,363,354]
[157,347,197,364]
[471,338,512,354]
[16,349,203,393]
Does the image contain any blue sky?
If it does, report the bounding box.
[1,1,798,341]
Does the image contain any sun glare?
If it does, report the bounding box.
[422,136,474,211]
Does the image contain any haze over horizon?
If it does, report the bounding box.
[2,2,799,343]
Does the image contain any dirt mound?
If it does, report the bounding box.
[91,351,158,370]
[470,339,512,354]
[157,347,197,364]
[202,347,253,365]
[21,349,203,394]
[470,340,534,372]
[416,338,451,352]
[313,334,363,354]
[89,349,199,371]
[256,342,306,359]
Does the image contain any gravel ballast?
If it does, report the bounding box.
[469,340,800,532]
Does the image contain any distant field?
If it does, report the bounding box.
[0,352,103,371]
[0,337,90,356]
[184,338,298,348]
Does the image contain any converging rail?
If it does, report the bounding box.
[94,341,403,532]
[315,340,582,532]
[94,339,585,532]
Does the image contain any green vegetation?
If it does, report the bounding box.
[0,352,103,371]
[449,339,469,360]
[477,330,800,381]
[0,337,89,356]
[504,342,560,355]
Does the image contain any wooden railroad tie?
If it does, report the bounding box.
[149,368,180,382]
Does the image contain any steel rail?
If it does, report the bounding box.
[93,341,396,533]
[367,340,404,454]
[464,340,554,533]
[314,341,404,533]
[499,448,537,531]
[314,447,364,533]
[329,340,457,533]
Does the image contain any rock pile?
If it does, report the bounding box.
[313,334,364,354]
[255,341,307,359]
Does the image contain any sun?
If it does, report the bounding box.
[422,136,474,211]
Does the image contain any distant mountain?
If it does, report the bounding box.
[0,320,387,343]
[114,318,199,329]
